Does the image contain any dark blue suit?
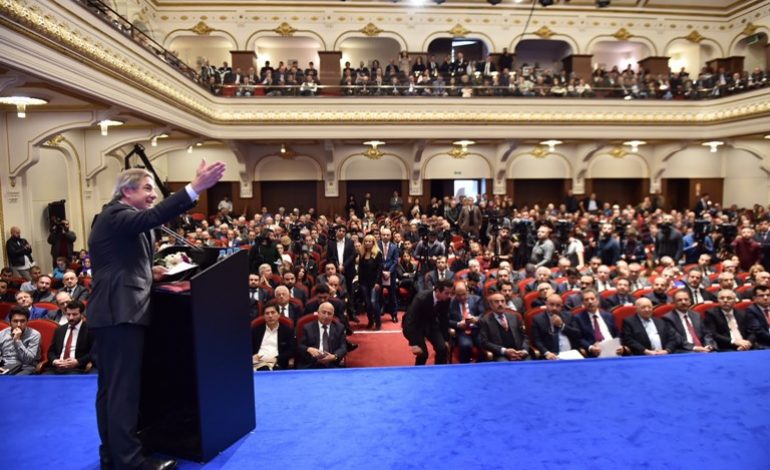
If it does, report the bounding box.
[447,294,484,363]
[531,310,581,356]
[745,304,770,348]
[378,240,399,315]
[573,309,618,353]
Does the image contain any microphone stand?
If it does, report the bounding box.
[158,224,204,251]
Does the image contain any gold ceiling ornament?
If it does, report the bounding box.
[612,28,633,41]
[274,22,297,37]
[450,140,474,159]
[533,26,556,40]
[279,144,296,159]
[531,146,548,158]
[363,140,385,160]
[191,21,213,36]
[449,24,470,38]
[609,146,627,159]
[741,23,758,36]
[44,134,65,147]
[685,30,704,43]
[360,23,383,37]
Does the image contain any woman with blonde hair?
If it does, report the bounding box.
[358,234,383,329]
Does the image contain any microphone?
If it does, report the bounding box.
[158,224,204,251]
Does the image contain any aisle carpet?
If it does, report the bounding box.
[2,351,769,470]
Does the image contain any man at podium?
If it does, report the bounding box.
[88,161,225,470]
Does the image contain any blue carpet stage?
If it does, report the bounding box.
[2,351,769,470]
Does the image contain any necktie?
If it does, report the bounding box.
[496,314,509,331]
[592,314,605,342]
[384,243,389,260]
[462,303,472,334]
[439,271,444,281]
[764,307,770,326]
[322,325,330,353]
[692,289,702,305]
[281,305,287,317]
[63,325,75,359]
[725,311,744,342]
[683,314,702,347]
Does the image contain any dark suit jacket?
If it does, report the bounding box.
[298,321,346,368]
[62,285,90,302]
[6,235,33,267]
[682,285,716,304]
[704,308,755,351]
[574,310,618,350]
[327,238,357,280]
[744,304,770,348]
[47,321,94,370]
[479,312,529,357]
[447,295,485,331]
[402,290,450,346]
[644,292,672,307]
[531,311,581,355]
[272,302,302,325]
[663,310,716,352]
[621,315,678,355]
[424,269,455,290]
[251,322,296,369]
[378,241,400,275]
[289,286,308,305]
[304,297,346,321]
[601,293,634,311]
[87,190,195,328]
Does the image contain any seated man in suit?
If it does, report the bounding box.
[403,279,453,366]
[60,270,90,302]
[626,262,651,292]
[316,262,348,296]
[271,286,302,324]
[704,289,754,351]
[525,266,557,293]
[479,292,529,361]
[557,267,581,294]
[621,297,678,356]
[663,290,715,353]
[281,270,307,304]
[602,277,635,311]
[1,268,21,290]
[466,259,487,286]
[19,265,42,293]
[531,282,555,309]
[498,279,524,312]
[532,293,581,359]
[573,289,623,357]
[47,291,72,325]
[745,284,770,349]
[14,290,49,320]
[595,265,614,292]
[30,274,56,303]
[682,269,716,305]
[248,273,272,319]
[252,304,296,371]
[297,302,347,368]
[424,255,455,291]
[644,276,672,307]
[0,306,40,375]
[46,300,94,374]
[0,279,14,303]
[447,281,484,363]
[564,274,596,311]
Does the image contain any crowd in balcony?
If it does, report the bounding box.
[200,50,769,99]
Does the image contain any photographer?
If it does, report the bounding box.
[413,229,445,275]
[248,228,280,274]
[47,219,76,269]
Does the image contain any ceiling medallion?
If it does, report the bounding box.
[191,21,213,36]
[449,24,470,38]
[531,146,548,158]
[612,27,633,41]
[274,22,297,37]
[363,140,385,160]
[533,26,555,40]
[741,23,758,36]
[610,146,627,159]
[360,23,383,37]
[685,30,704,43]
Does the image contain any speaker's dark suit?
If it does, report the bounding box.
[479,311,529,360]
[531,311,581,356]
[46,321,95,372]
[297,321,346,368]
[88,189,196,469]
[402,290,450,365]
[663,310,716,352]
[447,294,485,363]
[621,315,678,355]
[573,310,618,351]
[744,304,770,348]
[704,307,756,351]
[251,322,296,369]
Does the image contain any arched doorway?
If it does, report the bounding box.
[665,39,718,75]
[254,36,321,77]
[427,37,489,65]
[514,39,573,73]
[734,33,769,72]
[167,35,235,71]
[590,40,651,73]
[339,37,401,75]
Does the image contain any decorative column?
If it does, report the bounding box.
[318,51,342,95]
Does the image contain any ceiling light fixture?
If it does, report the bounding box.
[363,140,385,160]
[279,144,297,159]
[701,141,724,153]
[540,140,562,152]
[450,140,475,159]
[98,119,123,136]
[623,140,646,152]
[596,0,611,7]
[187,145,193,154]
[0,96,48,118]
[150,133,169,147]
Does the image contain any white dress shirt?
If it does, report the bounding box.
[640,316,662,350]
[257,324,279,359]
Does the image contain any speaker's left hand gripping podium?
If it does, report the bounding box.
[138,249,255,462]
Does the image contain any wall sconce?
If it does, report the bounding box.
[701,141,724,153]
[151,133,169,147]
[363,140,385,160]
[539,140,562,152]
[450,140,474,159]
[623,140,646,152]
[0,96,48,118]
[279,144,297,159]
[98,119,123,136]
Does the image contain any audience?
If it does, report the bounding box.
[46,300,94,374]
[0,306,40,375]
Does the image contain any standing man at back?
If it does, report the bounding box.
[88,161,225,470]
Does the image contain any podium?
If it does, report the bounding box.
[138,249,255,462]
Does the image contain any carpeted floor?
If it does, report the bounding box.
[2,351,769,469]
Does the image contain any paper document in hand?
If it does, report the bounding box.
[166,261,197,276]
[557,350,584,360]
[599,338,621,357]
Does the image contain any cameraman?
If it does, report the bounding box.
[47,219,77,269]
[248,228,280,274]
[413,230,445,276]
[654,215,683,264]
[487,225,516,268]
